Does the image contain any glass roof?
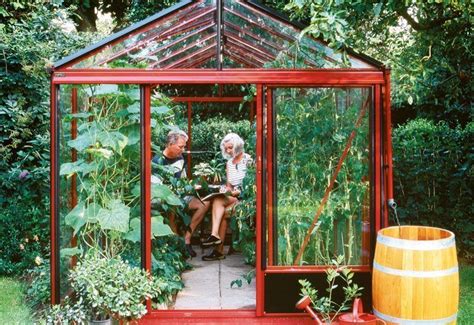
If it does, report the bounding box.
[56,0,380,70]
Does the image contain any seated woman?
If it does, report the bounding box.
[201,133,252,261]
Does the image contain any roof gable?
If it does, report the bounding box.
[54,0,382,70]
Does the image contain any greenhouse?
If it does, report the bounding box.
[50,0,393,322]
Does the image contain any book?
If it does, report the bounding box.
[196,184,231,202]
[200,192,230,202]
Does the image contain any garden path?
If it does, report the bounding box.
[173,247,256,309]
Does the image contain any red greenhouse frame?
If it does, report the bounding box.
[50,1,393,323]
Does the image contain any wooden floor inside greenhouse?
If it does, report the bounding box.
[173,247,256,310]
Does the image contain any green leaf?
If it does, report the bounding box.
[67,131,95,151]
[60,247,83,258]
[151,184,183,207]
[65,201,87,235]
[96,200,130,233]
[127,102,140,114]
[60,160,96,177]
[124,218,141,243]
[151,105,170,115]
[120,124,140,145]
[151,215,174,237]
[373,3,383,16]
[85,147,114,159]
[97,131,128,154]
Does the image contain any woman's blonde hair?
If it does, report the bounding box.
[220,133,244,160]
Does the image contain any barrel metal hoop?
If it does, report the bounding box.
[373,261,458,278]
[377,233,455,251]
[373,307,457,324]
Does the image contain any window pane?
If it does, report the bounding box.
[71,1,216,69]
[272,87,372,266]
[58,84,142,298]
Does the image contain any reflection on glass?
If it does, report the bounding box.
[58,84,141,298]
[71,2,216,69]
[273,87,371,266]
[223,0,373,68]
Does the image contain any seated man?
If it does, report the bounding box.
[152,129,210,257]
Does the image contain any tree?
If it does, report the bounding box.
[285,0,473,124]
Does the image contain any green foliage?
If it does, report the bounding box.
[284,0,473,123]
[150,236,188,306]
[0,2,98,275]
[299,255,364,324]
[273,87,370,266]
[0,205,47,275]
[45,296,88,325]
[393,119,473,259]
[231,167,257,266]
[25,261,51,310]
[190,117,254,164]
[70,254,162,321]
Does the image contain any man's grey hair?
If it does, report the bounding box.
[220,132,244,160]
[166,129,188,146]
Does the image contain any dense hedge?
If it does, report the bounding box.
[0,5,97,275]
[188,116,254,165]
[392,119,473,259]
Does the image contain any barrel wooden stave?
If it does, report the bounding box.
[372,226,459,325]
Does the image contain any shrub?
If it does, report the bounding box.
[0,3,99,274]
[393,119,473,259]
[189,117,254,165]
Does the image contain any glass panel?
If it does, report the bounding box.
[223,0,374,68]
[58,84,142,298]
[272,87,372,266]
[70,1,216,69]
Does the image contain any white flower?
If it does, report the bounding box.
[35,256,43,265]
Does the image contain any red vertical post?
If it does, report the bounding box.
[187,101,192,177]
[383,69,393,228]
[142,85,152,312]
[266,88,273,266]
[50,82,59,304]
[374,85,382,232]
[256,84,264,316]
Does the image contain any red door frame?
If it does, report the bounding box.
[50,69,390,319]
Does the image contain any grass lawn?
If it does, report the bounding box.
[458,263,474,324]
[0,277,33,324]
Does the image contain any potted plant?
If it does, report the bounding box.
[193,158,225,185]
[298,255,364,324]
[70,253,162,324]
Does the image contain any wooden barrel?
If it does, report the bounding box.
[372,226,459,324]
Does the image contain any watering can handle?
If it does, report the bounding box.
[352,298,363,321]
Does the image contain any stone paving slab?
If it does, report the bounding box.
[173,246,256,310]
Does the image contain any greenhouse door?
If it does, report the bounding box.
[261,86,375,313]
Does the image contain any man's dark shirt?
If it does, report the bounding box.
[152,154,187,179]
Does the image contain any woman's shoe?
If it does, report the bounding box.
[201,235,222,247]
[202,250,225,261]
[185,244,197,258]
